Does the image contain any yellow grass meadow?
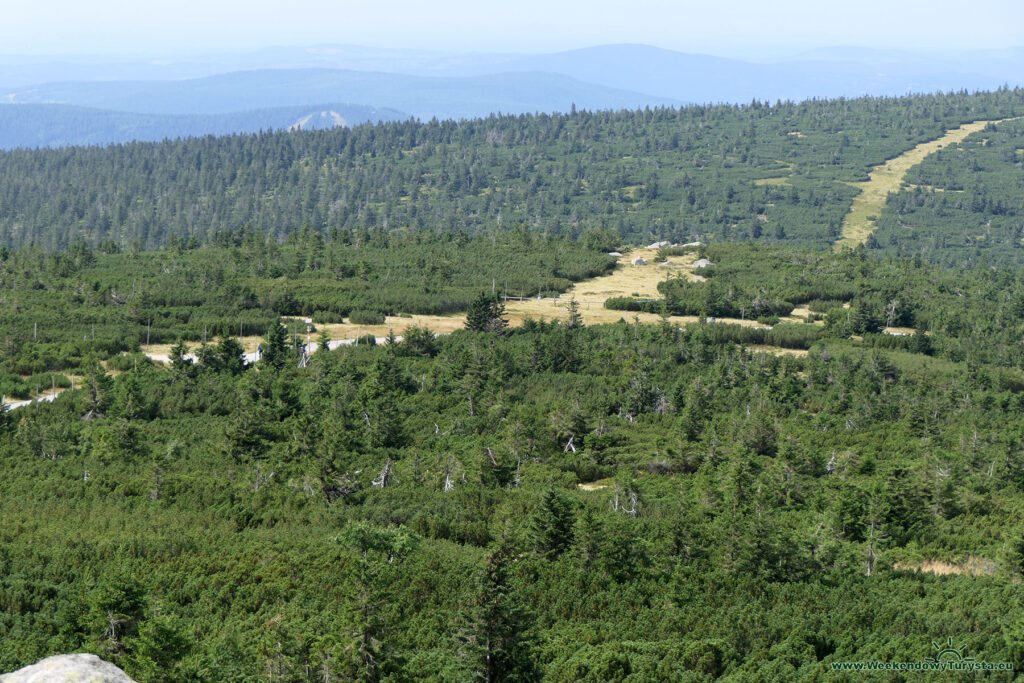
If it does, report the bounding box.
[139,247,798,362]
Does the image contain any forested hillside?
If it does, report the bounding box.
[0,230,612,381]
[6,90,1024,680]
[873,116,1024,266]
[4,240,1024,678]
[3,89,1024,253]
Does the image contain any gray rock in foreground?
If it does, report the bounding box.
[0,653,136,683]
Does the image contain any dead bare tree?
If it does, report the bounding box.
[371,458,395,489]
[252,464,275,491]
[442,458,460,492]
[885,298,899,327]
[324,472,360,503]
[613,490,640,516]
[104,610,132,653]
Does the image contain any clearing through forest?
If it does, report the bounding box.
[834,117,1019,250]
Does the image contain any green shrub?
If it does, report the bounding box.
[312,310,346,324]
[606,297,657,312]
[349,310,386,325]
[807,298,846,313]
[656,246,694,258]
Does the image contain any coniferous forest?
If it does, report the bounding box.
[4,90,1024,680]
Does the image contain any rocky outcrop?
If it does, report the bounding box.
[1,654,136,683]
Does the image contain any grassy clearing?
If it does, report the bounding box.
[138,248,775,360]
[578,478,613,491]
[754,176,790,186]
[746,344,809,358]
[143,335,267,357]
[779,306,827,326]
[893,557,997,577]
[834,118,1020,250]
[268,250,706,338]
[502,248,698,326]
[294,315,466,342]
[135,249,799,365]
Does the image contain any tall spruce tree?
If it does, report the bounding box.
[530,489,575,558]
[466,292,508,333]
[262,320,290,369]
[459,540,536,682]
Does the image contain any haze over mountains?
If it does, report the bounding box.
[0,103,404,149]
[2,42,1023,149]
[2,69,677,120]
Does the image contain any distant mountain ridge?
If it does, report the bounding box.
[2,67,681,120]
[0,103,405,149]
[5,42,1022,101]
[2,43,1023,149]
[450,44,1024,103]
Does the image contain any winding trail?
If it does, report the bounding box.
[834,118,1019,250]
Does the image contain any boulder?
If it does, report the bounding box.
[1,654,136,683]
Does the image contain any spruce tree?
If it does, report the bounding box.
[216,336,246,374]
[168,340,192,380]
[565,295,583,329]
[262,320,289,369]
[530,489,575,558]
[466,292,507,333]
[465,292,491,332]
[460,540,536,682]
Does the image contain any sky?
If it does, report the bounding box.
[2,0,1023,58]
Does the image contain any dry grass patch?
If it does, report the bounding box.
[894,556,997,577]
[789,306,812,319]
[754,176,790,186]
[780,306,825,325]
[746,344,809,357]
[143,334,268,357]
[503,248,701,326]
[299,314,466,341]
[135,247,777,354]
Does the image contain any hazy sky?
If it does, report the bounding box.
[3,0,1022,57]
